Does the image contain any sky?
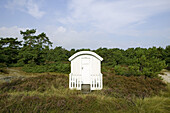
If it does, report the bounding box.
[0,0,170,50]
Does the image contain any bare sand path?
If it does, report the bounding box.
[159,69,170,83]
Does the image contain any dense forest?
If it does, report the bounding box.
[0,29,170,78]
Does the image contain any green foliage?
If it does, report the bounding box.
[0,37,22,66]
[46,46,69,62]
[112,49,166,77]
[114,65,128,76]
[0,29,169,77]
[164,45,170,70]
[22,62,70,73]
[128,65,141,76]
[18,29,52,65]
[95,48,125,67]
[95,47,168,77]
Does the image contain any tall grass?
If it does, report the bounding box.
[0,73,169,112]
[132,96,170,113]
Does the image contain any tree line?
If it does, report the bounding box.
[0,29,169,77]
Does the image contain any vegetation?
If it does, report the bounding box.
[0,37,22,67]
[22,62,70,73]
[0,29,169,77]
[0,70,169,112]
[0,29,170,112]
[95,47,167,77]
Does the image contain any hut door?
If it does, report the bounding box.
[81,57,90,84]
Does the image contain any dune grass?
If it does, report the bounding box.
[0,69,169,112]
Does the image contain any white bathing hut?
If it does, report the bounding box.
[69,51,103,90]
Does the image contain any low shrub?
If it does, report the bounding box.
[0,94,131,113]
[0,63,6,68]
[114,65,129,76]
[0,68,9,74]
[0,74,68,93]
[0,72,169,113]
[22,62,70,73]
[103,73,167,98]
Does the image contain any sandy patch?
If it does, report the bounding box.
[159,70,170,83]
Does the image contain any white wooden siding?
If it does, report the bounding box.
[69,51,103,90]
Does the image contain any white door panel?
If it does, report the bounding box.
[81,57,90,84]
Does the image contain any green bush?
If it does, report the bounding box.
[22,62,70,73]
[114,65,129,76]
[0,63,6,68]
[114,58,166,77]
[128,65,142,76]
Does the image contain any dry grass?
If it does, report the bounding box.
[0,68,169,113]
[0,67,68,77]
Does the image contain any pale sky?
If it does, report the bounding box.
[0,0,170,50]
